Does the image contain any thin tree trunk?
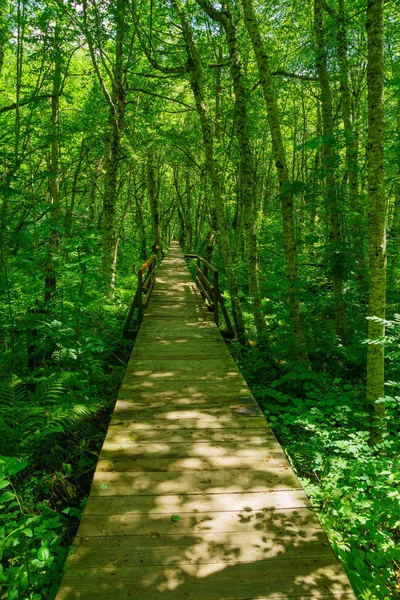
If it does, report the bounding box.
[391,97,400,239]
[83,0,127,297]
[170,0,246,343]
[241,0,310,363]
[65,136,85,237]
[185,172,194,250]
[133,165,148,260]
[147,150,162,249]
[334,0,366,288]
[366,0,386,444]
[220,10,267,337]
[44,24,62,307]
[0,0,7,75]
[337,0,359,206]
[314,0,348,345]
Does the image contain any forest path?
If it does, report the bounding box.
[56,242,356,599]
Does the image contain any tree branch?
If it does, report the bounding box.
[0,94,56,115]
[126,87,196,110]
[271,70,318,81]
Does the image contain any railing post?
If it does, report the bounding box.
[213,270,219,327]
[138,270,143,323]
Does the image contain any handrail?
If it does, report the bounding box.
[185,254,234,339]
[123,255,157,339]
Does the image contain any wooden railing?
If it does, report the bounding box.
[185,254,234,339]
[123,255,157,339]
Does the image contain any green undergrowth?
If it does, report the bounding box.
[0,297,134,599]
[230,341,400,600]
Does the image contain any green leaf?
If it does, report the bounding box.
[0,491,15,503]
[5,458,28,476]
[171,514,180,522]
[38,547,50,561]
[99,482,108,489]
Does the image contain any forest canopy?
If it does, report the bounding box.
[0,0,400,598]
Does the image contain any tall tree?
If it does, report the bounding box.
[314,0,348,345]
[81,0,129,296]
[366,0,386,443]
[44,23,62,306]
[241,0,310,364]
[196,0,268,337]
[147,149,162,251]
[142,0,247,342]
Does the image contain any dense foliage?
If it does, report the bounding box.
[0,0,399,597]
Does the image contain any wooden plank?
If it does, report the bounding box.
[112,401,262,419]
[83,489,310,515]
[143,306,211,318]
[104,428,277,444]
[69,531,333,569]
[57,558,355,600]
[96,453,289,472]
[116,388,254,401]
[108,416,269,430]
[114,394,257,407]
[117,381,253,396]
[90,468,301,496]
[78,507,317,536]
[126,358,241,372]
[101,439,283,459]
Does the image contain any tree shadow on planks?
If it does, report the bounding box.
[55,325,355,599]
[58,505,354,598]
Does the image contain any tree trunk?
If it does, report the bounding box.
[0,0,7,75]
[44,24,62,307]
[102,112,122,296]
[185,172,194,250]
[336,0,366,288]
[83,0,127,297]
[314,0,348,345]
[390,97,400,240]
[366,0,386,444]
[221,11,267,337]
[170,0,247,343]
[147,150,162,250]
[241,0,310,364]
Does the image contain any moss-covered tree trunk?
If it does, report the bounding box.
[314,0,348,345]
[44,24,62,307]
[102,1,126,297]
[83,0,127,297]
[241,0,310,364]
[171,0,246,343]
[335,0,366,288]
[0,0,8,75]
[366,0,386,443]
[391,97,400,240]
[221,12,267,337]
[147,150,162,251]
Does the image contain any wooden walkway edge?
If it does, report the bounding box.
[56,242,356,600]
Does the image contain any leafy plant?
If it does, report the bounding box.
[0,457,68,600]
[0,375,99,459]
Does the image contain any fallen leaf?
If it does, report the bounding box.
[171,514,181,522]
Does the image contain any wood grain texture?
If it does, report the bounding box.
[55,242,356,599]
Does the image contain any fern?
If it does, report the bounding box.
[0,375,99,458]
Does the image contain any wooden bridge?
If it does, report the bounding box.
[56,242,356,599]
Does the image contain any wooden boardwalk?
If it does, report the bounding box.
[56,242,356,600]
